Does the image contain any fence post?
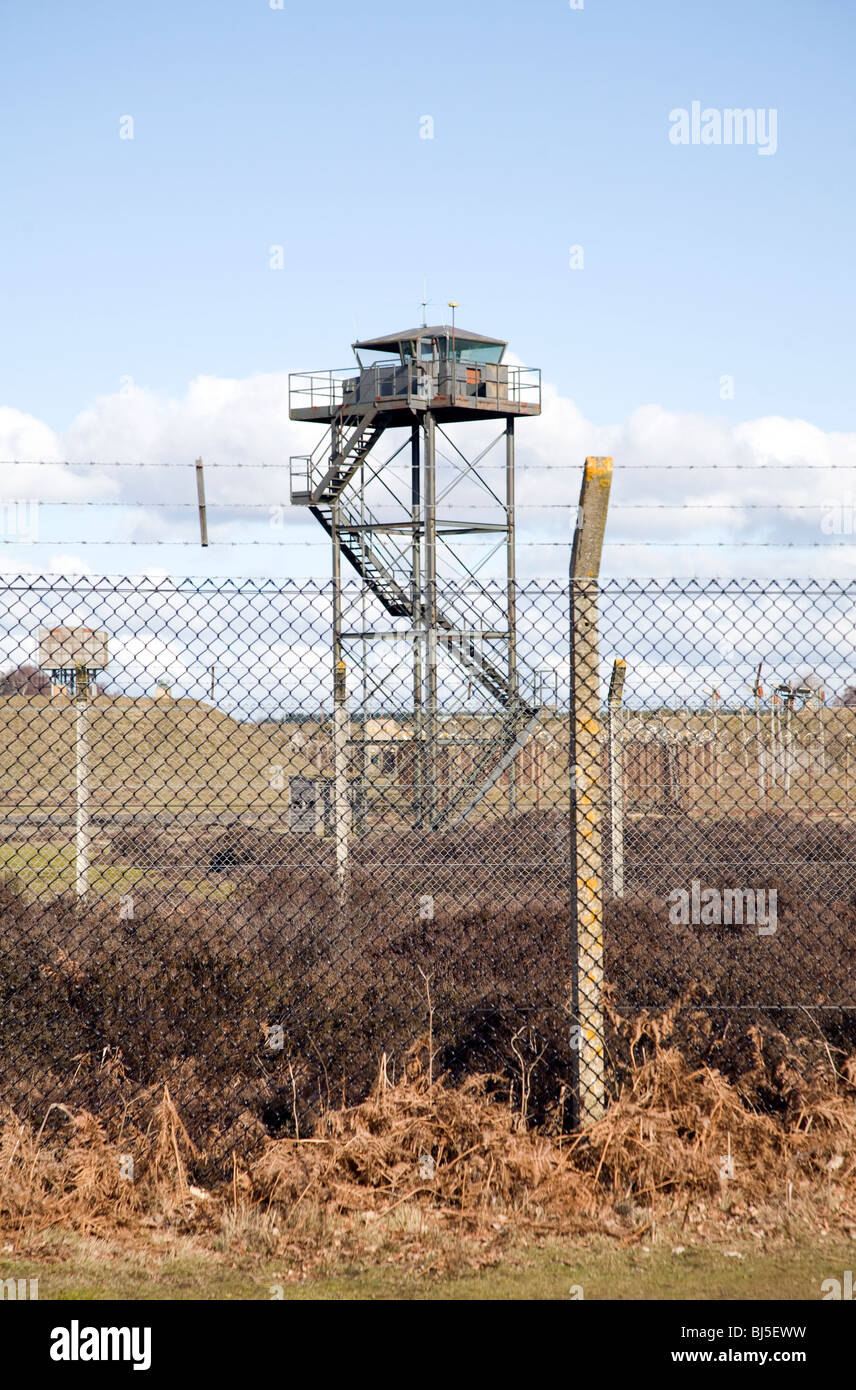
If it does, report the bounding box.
[333,658,350,903]
[195,457,208,547]
[607,658,626,898]
[74,664,91,898]
[754,679,765,803]
[569,456,613,1124]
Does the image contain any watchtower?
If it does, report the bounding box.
[38,626,108,699]
[289,321,541,827]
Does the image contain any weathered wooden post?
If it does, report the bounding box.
[195,457,208,547]
[607,658,626,899]
[569,456,613,1124]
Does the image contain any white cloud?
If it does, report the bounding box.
[107,635,189,689]
[0,407,62,462]
[0,409,115,504]
[62,372,311,470]
[1,372,855,580]
[47,553,93,576]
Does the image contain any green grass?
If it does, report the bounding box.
[0,840,241,903]
[0,838,75,891]
[3,1239,852,1301]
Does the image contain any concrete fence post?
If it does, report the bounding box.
[569,456,613,1124]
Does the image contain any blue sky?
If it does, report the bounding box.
[2,0,853,428]
[0,0,854,583]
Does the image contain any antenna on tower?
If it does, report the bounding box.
[420,280,443,327]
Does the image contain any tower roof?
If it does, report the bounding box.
[353,325,506,354]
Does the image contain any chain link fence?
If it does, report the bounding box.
[1,575,855,1149]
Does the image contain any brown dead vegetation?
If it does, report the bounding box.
[2,808,855,1268]
[2,1010,855,1271]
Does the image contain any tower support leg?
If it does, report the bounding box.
[331,498,350,903]
[423,412,438,828]
[506,416,518,816]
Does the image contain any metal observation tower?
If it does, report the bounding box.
[289,321,541,830]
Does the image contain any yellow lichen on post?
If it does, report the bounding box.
[570,456,613,1122]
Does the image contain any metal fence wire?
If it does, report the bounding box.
[1,575,855,1146]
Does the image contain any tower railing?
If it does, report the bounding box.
[289,361,541,416]
[288,369,353,414]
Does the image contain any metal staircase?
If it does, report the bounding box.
[308,497,412,618]
[436,616,531,713]
[291,409,383,505]
[310,492,535,722]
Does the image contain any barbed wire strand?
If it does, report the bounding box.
[5,460,856,473]
[1,499,851,512]
[3,538,856,549]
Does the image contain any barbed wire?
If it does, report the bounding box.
[3,538,856,549]
[5,460,856,473]
[2,462,854,546]
[4,499,852,512]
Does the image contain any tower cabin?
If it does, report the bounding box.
[290,324,539,429]
[288,324,540,506]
